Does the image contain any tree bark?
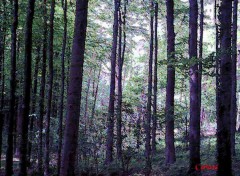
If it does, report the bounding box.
[57,0,67,175]
[145,0,154,174]
[230,0,238,157]
[18,0,35,175]
[60,0,89,175]
[105,0,119,165]
[217,0,233,175]
[152,1,158,156]
[28,46,40,165]
[188,0,200,174]
[6,0,18,174]
[38,0,47,174]
[44,0,55,175]
[165,0,176,165]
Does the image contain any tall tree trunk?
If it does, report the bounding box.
[38,0,47,174]
[152,1,158,155]
[105,0,119,165]
[230,0,238,157]
[217,0,232,175]
[145,0,154,174]
[57,0,67,175]
[0,0,6,167]
[116,1,124,160]
[28,46,40,164]
[6,0,18,175]
[18,0,35,175]
[188,0,200,174]
[198,0,203,128]
[60,0,89,175]
[165,0,176,165]
[44,0,55,175]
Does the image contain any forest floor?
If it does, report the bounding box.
[1,134,240,176]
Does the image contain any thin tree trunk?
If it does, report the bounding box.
[105,0,119,165]
[116,3,123,160]
[60,0,89,175]
[145,0,154,174]
[230,0,238,157]
[188,0,200,174]
[38,0,47,174]
[84,74,91,134]
[165,0,176,165]
[28,46,40,164]
[44,0,55,175]
[152,1,158,155]
[217,0,232,175]
[198,0,203,129]
[18,0,35,175]
[6,0,18,174]
[91,66,101,120]
[57,0,67,175]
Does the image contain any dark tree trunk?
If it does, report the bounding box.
[18,0,35,175]
[28,46,40,164]
[217,0,233,175]
[151,1,158,155]
[198,0,203,127]
[44,0,55,175]
[105,0,119,165]
[60,0,89,175]
[57,0,67,175]
[165,0,176,165]
[230,0,238,157]
[38,0,47,174]
[116,6,122,161]
[188,0,200,174]
[6,0,18,175]
[145,0,154,174]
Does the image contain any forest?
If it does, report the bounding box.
[0,0,239,175]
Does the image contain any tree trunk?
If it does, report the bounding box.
[60,0,89,175]
[57,0,67,175]
[198,0,203,129]
[217,0,233,175]
[165,0,176,165]
[230,0,238,157]
[116,1,125,160]
[28,46,40,164]
[6,0,18,174]
[188,0,200,174]
[152,1,158,156]
[18,0,35,175]
[105,0,119,165]
[145,0,154,174]
[44,0,55,175]
[38,0,47,174]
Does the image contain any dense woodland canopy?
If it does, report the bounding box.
[0,0,239,175]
